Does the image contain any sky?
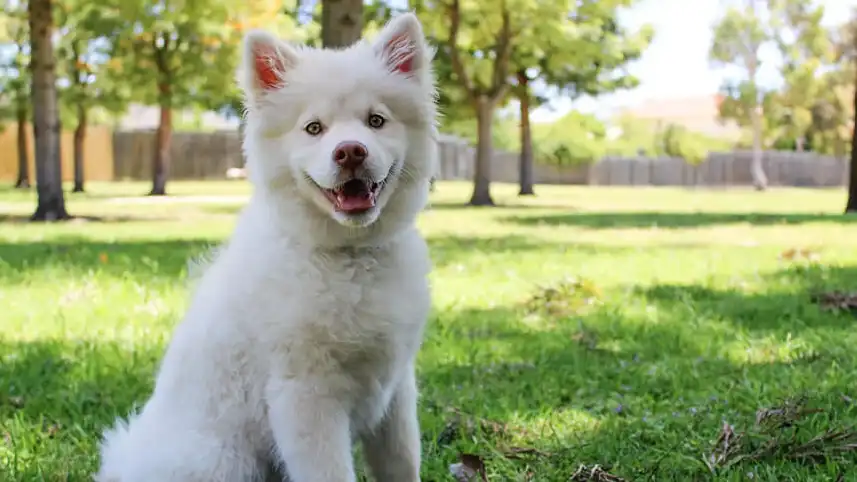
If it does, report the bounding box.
[531,0,857,122]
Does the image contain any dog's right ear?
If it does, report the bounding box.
[238,30,299,105]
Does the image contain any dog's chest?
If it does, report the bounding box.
[261,244,430,376]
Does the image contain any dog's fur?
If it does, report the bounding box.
[96,13,437,482]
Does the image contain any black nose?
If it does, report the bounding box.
[333,141,368,169]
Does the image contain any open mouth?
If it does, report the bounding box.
[321,178,383,215]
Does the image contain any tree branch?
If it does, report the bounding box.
[446,0,476,100]
[488,1,513,102]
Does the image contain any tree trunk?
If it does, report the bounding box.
[72,103,86,192]
[14,107,30,189]
[469,96,495,206]
[150,96,172,196]
[844,69,857,213]
[321,0,363,48]
[750,105,768,190]
[746,39,768,191]
[28,0,69,221]
[517,71,535,196]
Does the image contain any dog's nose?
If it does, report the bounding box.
[333,141,368,169]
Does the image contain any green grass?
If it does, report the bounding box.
[3,181,857,481]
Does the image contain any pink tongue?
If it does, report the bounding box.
[336,191,376,212]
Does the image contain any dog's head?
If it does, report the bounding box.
[238,13,438,243]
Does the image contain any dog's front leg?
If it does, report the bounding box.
[266,377,355,482]
[361,367,421,482]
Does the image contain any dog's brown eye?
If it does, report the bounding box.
[304,121,323,136]
[367,114,385,129]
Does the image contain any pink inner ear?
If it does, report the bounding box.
[385,34,414,74]
[253,45,284,90]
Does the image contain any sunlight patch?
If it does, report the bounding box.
[514,407,602,443]
[724,333,817,365]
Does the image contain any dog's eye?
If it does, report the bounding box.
[367,114,386,129]
[304,121,323,136]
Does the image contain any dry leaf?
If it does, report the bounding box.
[524,277,602,317]
[449,453,487,482]
[569,464,627,481]
[437,407,509,447]
[810,291,857,314]
[501,446,550,460]
[704,422,744,471]
[779,248,821,262]
[703,396,857,471]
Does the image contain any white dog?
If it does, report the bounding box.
[96,12,437,482]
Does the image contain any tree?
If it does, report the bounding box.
[710,0,770,190]
[0,1,31,188]
[28,0,69,220]
[839,11,857,213]
[109,0,247,195]
[510,0,653,196]
[55,1,129,193]
[770,0,832,152]
[427,0,521,206]
[321,0,363,47]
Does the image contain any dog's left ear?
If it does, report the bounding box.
[372,12,430,78]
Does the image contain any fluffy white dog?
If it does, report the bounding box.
[96,12,437,482]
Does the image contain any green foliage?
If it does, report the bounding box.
[532,111,607,166]
[217,1,318,119]
[0,1,29,123]
[709,3,769,134]
[101,0,248,111]
[440,113,519,152]
[769,0,833,146]
[54,0,132,127]
[604,114,733,158]
[513,0,653,105]
[718,82,783,139]
[659,123,710,165]
[605,114,660,155]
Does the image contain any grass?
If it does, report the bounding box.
[2,180,857,481]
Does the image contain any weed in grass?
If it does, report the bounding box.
[704,395,857,474]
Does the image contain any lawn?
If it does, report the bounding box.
[2,181,857,481]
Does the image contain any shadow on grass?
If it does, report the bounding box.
[0,237,219,281]
[425,234,627,271]
[0,214,174,224]
[200,201,574,217]
[502,211,857,230]
[426,201,577,211]
[0,233,618,279]
[0,338,164,479]
[637,264,857,335]
[416,267,857,479]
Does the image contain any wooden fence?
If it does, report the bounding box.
[109,129,849,188]
[0,122,114,182]
[112,130,243,180]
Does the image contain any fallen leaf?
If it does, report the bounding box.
[779,248,821,262]
[810,291,857,314]
[704,421,745,471]
[449,453,487,482]
[569,464,627,481]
